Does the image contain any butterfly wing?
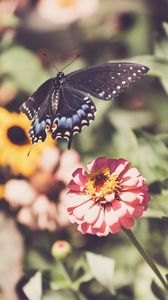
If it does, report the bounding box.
[28,85,57,144]
[20,79,53,120]
[66,63,149,100]
[52,84,96,149]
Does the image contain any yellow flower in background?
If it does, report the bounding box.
[0,184,5,198]
[0,108,54,177]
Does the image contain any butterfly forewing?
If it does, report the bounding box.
[66,63,149,100]
[20,79,53,120]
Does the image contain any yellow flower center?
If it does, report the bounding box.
[58,0,77,8]
[85,168,119,203]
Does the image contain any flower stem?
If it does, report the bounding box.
[123,229,168,292]
[57,260,86,300]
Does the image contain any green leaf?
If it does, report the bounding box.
[148,194,168,217]
[108,108,154,130]
[43,290,88,300]
[0,45,48,93]
[111,127,139,165]
[0,14,20,27]
[23,272,42,300]
[71,255,93,290]
[26,250,53,271]
[137,132,168,182]
[86,252,115,293]
[50,261,72,291]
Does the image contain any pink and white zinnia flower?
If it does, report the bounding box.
[65,157,150,236]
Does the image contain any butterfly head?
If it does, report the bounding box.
[54,72,65,87]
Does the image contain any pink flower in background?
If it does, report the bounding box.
[4,147,82,231]
[65,157,150,236]
[4,179,36,207]
[55,149,83,184]
[40,147,60,173]
[17,195,68,231]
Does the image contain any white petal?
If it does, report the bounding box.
[93,208,104,228]
[120,192,136,202]
[84,204,101,223]
[73,200,93,219]
[104,206,119,226]
[65,194,91,208]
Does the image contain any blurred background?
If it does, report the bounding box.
[0,0,168,299]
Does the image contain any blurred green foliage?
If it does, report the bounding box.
[0,0,168,299]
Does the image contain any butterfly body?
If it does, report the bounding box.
[20,62,149,149]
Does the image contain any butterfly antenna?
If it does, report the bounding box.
[61,53,80,72]
[27,144,35,157]
[42,51,60,72]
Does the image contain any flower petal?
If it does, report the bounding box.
[104,193,115,202]
[65,193,91,210]
[123,167,140,178]
[71,168,87,186]
[104,205,119,226]
[73,200,93,219]
[87,157,109,172]
[92,208,104,228]
[113,159,130,177]
[120,191,138,203]
[120,216,135,229]
[84,204,101,224]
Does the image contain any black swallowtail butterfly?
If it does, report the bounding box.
[20,62,149,149]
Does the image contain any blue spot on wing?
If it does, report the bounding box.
[29,115,47,143]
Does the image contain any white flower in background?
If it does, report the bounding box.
[36,0,99,26]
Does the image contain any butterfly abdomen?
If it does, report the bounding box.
[51,89,60,114]
[51,72,66,114]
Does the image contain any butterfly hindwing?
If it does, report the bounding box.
[28,87,55,143]
[20,79,53,120]
[66,63,149,100]
[51,84,96,149]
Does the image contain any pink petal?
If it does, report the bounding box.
[107,159,118,173]
[73,200,93,219]
[84,204,101,224]
[120,216,135,229]
[96,227,109,236]
[87,157,109,172]
[133,205,146,217]
[109,222,121,233]
[112,200,121,210]
[71,168,87,186]
[94,221,109,236]
[68,179,84,192]
[78,222,90,234]
[113,159,130,177]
